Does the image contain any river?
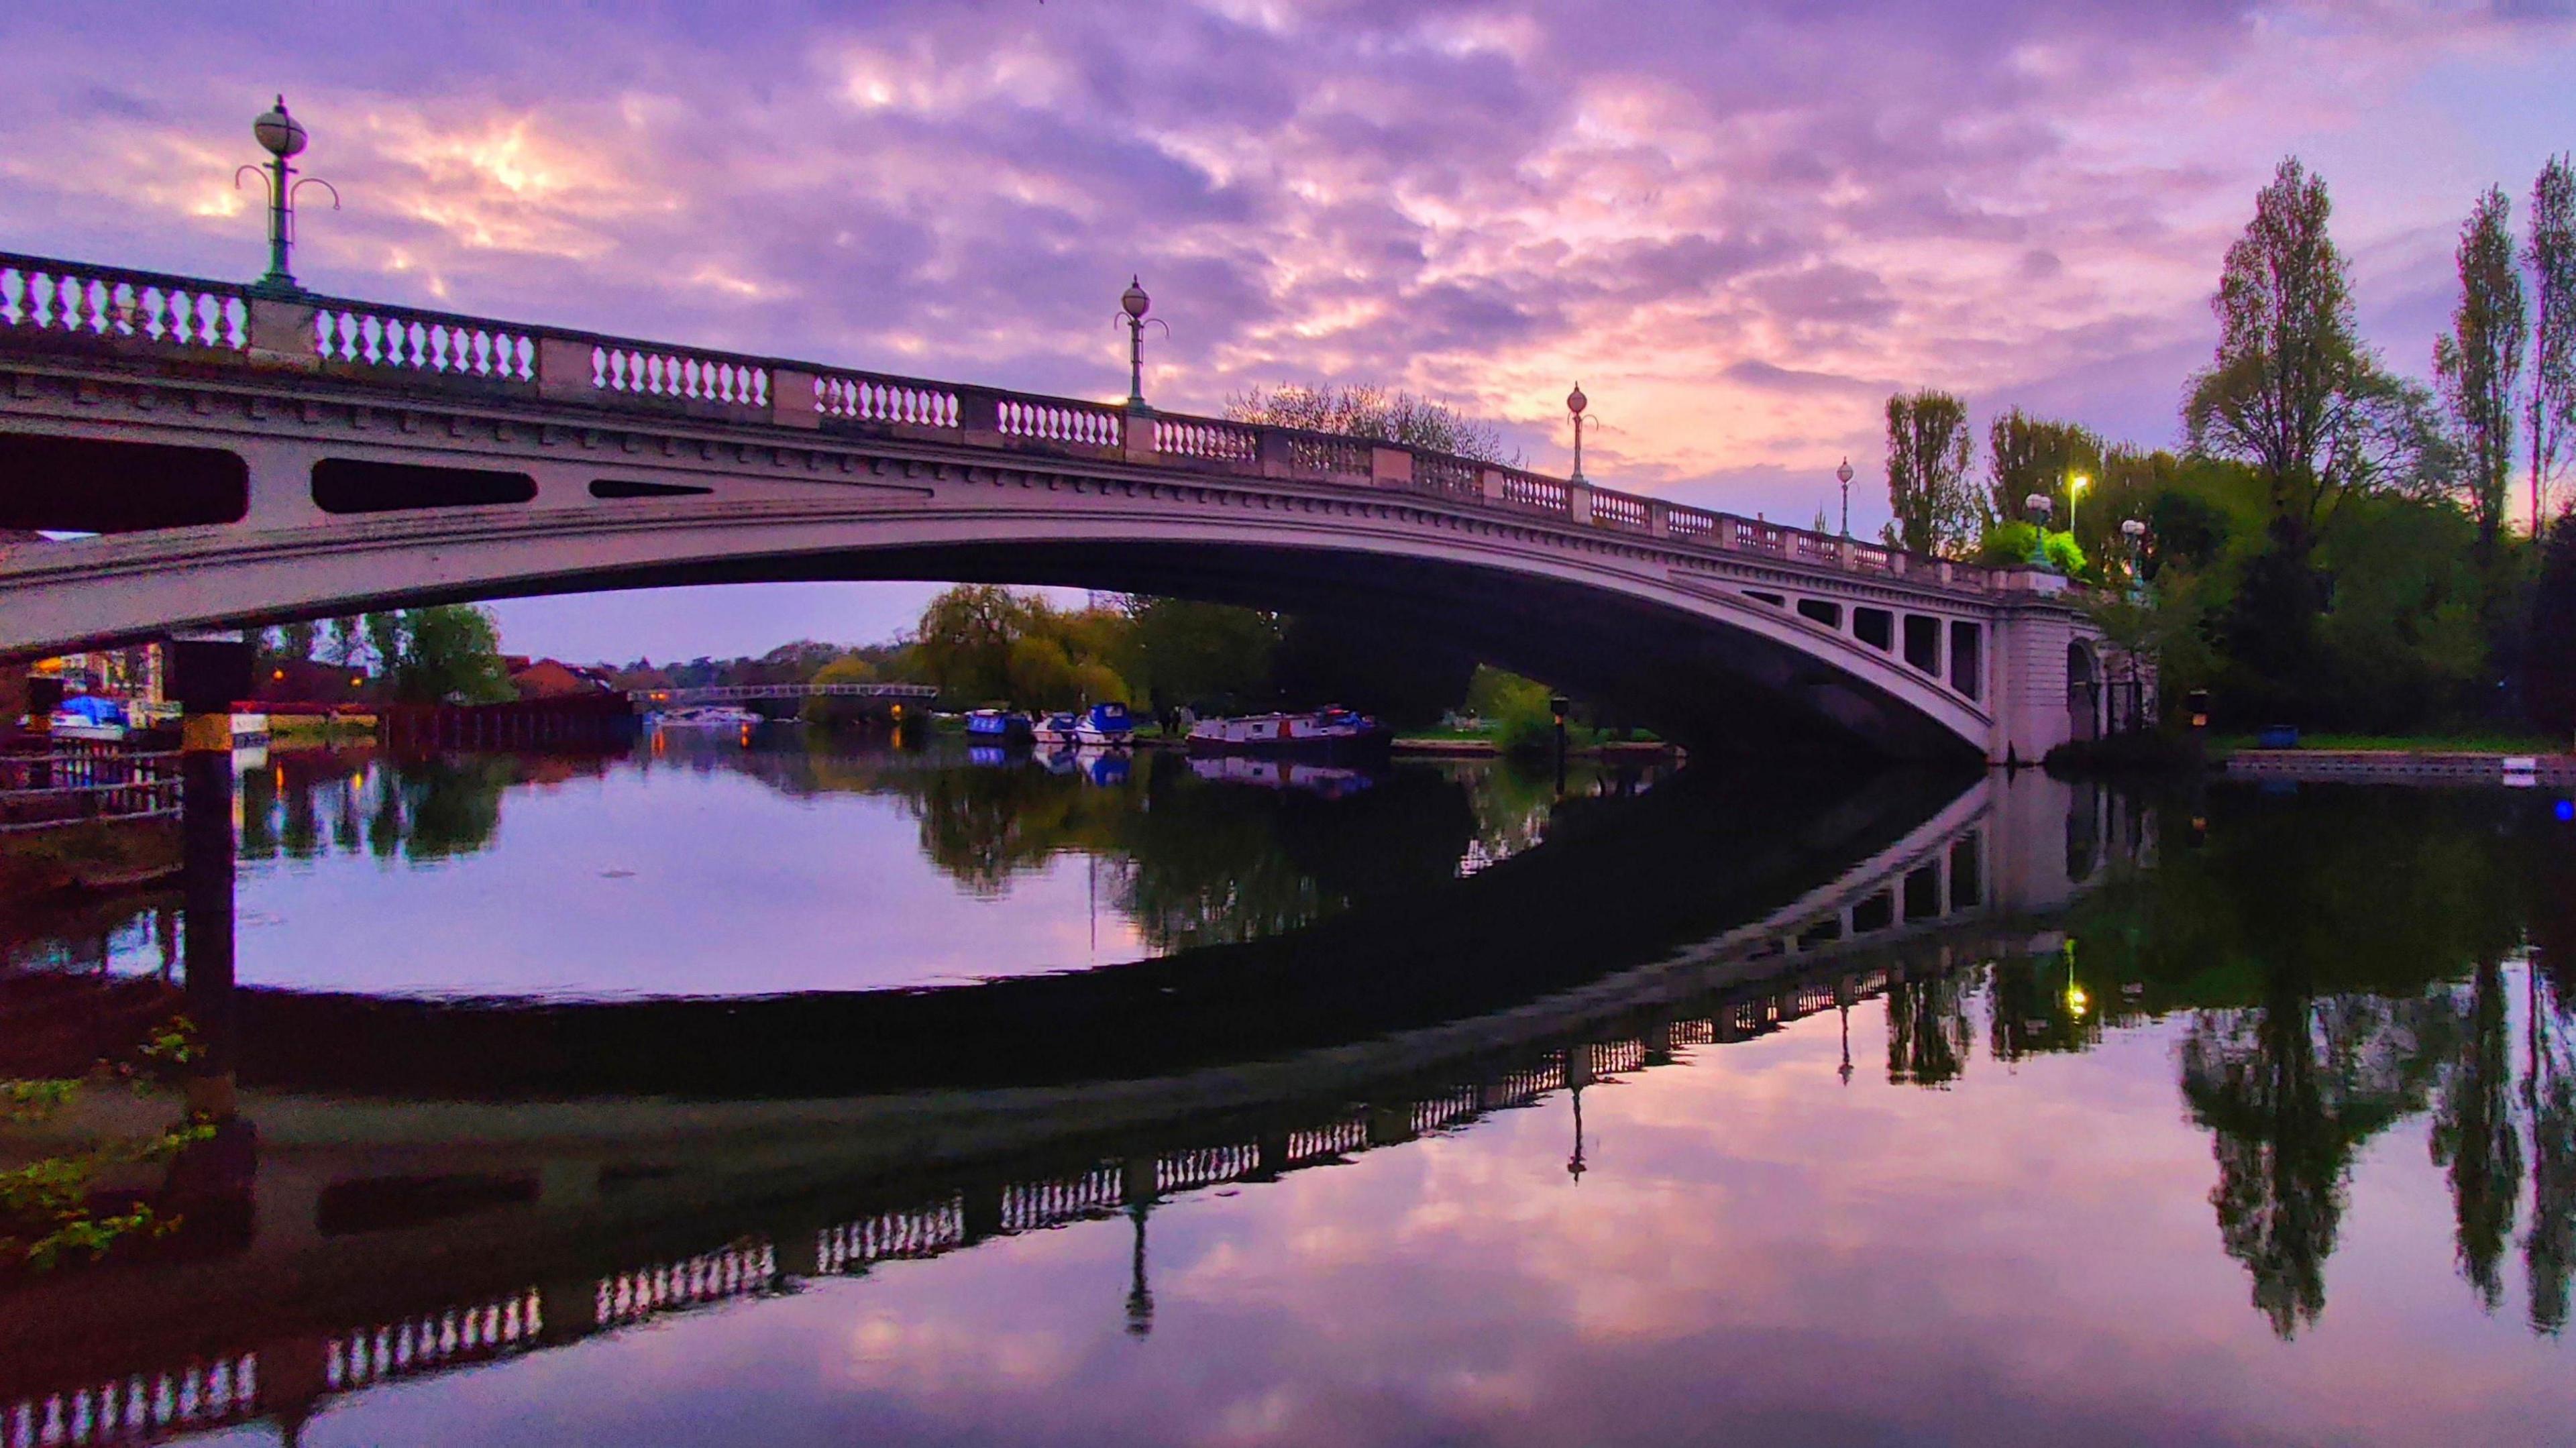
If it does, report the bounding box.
[1,732,2570,1445]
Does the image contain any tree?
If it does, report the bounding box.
[2434,186,2527,561]
[2184,158,2385,549]
[1987,408,2105,539]
[1883,388,1980,557]
[1124,598,1279,712]
[799,653,880,729]
[914,585,1036,704]
[2529,156,2576,534]
[274,620,319,663]
[1226,384,1515,464]
[389,606,513,705]
[2527,510,2576,736]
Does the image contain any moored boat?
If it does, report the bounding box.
[1185,706,1391,761]
[964,708,1033,744]
[1073,701,1135,748]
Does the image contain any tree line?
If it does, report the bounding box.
[1884,155,2576,735]
[256,606,514,706]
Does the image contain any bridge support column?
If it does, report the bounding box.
[1987,600,2081,766]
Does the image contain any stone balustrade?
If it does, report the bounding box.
[0,250,2037,600]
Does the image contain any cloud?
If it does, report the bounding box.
[1,0,2566,649]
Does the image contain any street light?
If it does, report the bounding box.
[2025,492,2053,569]
[237,95,337,297]
[1836,456,1854,537]
[1566,384,1589,484]
[1118,276,1165,410]
[2067,471,2089,543]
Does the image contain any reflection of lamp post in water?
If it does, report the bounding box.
[1125,1201,1155,1337]
[1550,693,1570,794]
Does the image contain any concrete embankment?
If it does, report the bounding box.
[2222,749,2576,786]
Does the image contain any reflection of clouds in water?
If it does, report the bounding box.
[284,999,2569,1447]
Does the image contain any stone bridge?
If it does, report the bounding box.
[0,252,2108,761]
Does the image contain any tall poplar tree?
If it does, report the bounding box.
[2434,186,2526,560]
[2529,156,2576,536]
[2184,158,2384,553]
[1882,388,1978,557]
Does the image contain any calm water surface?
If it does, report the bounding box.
[2,733,2572,1446]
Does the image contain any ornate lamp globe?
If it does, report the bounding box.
[253,96,307,159]
[1566,383,1587,416]
[1121,277,1150,321]
[1836,457,1854,486]
[2121,518,2147,539]
[2025,492,2053,518]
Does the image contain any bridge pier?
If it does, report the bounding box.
[1988,598,2082,765]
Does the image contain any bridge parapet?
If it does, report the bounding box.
[1,249,2037,600]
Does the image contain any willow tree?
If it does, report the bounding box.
[1883,388,1980,557]
[2434,186,2526,561]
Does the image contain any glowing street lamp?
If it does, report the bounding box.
[2067,472,2090,543]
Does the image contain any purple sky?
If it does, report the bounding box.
[5,1,2570,661]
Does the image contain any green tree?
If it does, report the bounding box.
[914,585,1036,704]
[2526,509,2576,736]
[2184,158,2384,549]
[1883,389,1980,557]
[2528,156,2576,533]
[1987,408,2106,541]
[390,606,513,705]
[1226,383,1514,463]
[1124,598,1279,713]
[799,653,881,729]
[2434,187,2527,561]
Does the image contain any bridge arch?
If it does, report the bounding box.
[0,249,2103,762]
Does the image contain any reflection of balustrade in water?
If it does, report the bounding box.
[0,777,2135,1443]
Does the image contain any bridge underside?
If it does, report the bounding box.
[141,539,1980,761]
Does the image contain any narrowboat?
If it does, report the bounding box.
[964,708,1033,744]
[1185,706,1391,762]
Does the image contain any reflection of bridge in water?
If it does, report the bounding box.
[0,771,2145,1448]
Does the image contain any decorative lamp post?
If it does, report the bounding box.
[2067,471,2089,545]
[238,96,337,297]
[1566,384,1589,484]
[2025,492,2054,569]
[1836,457,1854,538]
[1118,276,1163,410]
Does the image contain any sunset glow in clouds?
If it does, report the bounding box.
[3,1,2571,654]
